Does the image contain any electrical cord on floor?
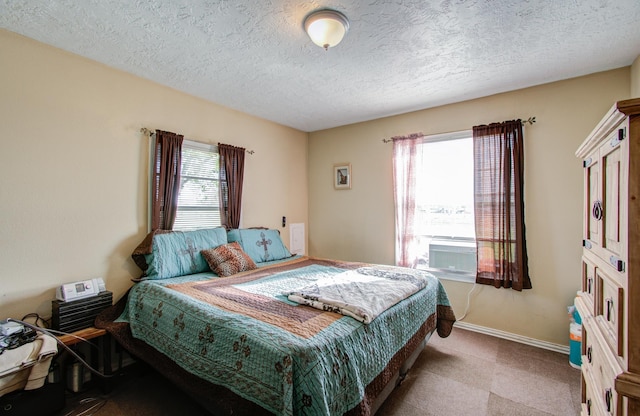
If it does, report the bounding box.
[7,318,114,379]
[62,397,107,416]
[456,283,478,321]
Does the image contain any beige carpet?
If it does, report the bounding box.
[377,327,581,415]
[58,327,581,415]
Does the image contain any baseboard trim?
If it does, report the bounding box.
[454,321,570,355]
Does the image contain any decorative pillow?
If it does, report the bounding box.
[229,229,293,263]
[137,227,228,280]
[201,242,257,277]
[227,228,241,244]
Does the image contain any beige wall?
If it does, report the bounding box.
[632,55,640,98]
[0,30,308,320]
[308,68,631,346]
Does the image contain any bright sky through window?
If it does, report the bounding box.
[416,136,475,240]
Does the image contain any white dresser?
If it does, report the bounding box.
[575,98,640,416]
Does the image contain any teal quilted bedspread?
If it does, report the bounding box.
[123,257,455,416]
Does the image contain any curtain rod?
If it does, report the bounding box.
[381,116,536,143]
[140,127,255,154]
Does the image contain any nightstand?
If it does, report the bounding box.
[56,327,112,393]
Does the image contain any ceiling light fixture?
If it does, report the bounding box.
[304,9,350,51]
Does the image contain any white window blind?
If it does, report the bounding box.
[172,140,222,231]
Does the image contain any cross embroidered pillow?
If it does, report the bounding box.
[140,228,228,280]
[201,242,258,277]
[228,229,293,263]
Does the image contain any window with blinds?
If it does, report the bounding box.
[172,140,222,231]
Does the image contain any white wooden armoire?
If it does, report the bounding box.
[575,98,640,415]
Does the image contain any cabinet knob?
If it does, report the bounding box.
[586,399,591,415]
[605,297,614,322]
[592,200,603,221]
[604,388,613,412]
[587,346,592,363]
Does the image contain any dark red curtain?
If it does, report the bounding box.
[473,120,531,290]
[218,143,245,229]
[151,130,183,231]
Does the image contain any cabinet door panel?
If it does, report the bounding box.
[602,140,623,261]
[582,378,604,416]
[584,318,624,416]
[596,268,625,357]
[585,151,601,247]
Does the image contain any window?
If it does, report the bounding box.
[415,131,476,281]
[172,140,222,231]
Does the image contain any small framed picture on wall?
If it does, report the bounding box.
[333,163,351,190]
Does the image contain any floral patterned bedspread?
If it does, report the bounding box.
[124,256,455,416]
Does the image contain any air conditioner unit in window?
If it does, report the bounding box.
[428,240,477,273]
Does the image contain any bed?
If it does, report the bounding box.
[96,227,455,416]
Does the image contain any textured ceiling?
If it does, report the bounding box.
[1,0,640,132]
